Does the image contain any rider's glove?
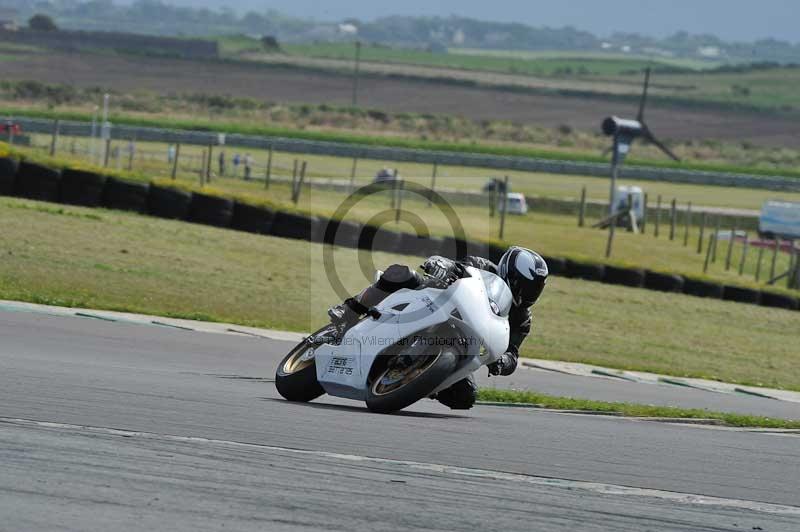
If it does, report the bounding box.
[488,351,518,377]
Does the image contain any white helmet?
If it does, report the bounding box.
[497,246,548,306]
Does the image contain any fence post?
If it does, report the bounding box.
[428,163,438,207]
[103,139,112,168]
[654,195,662,237]
[755,244,765,282]
[738,234,749,275]
[171,143,180,180]
[291,159,299,199]
[199,149,206,186]
[640,192,648,233]
[770,238,780,281]
[787,248,797,289]
[697,212,707,254]
[127,139,135,171]
[395,178,405,223]
[711,217,721,263]
[293,161,307,204]
[703,232,715,273]
[349,157,358,192]
[206,144,213,183]
[683,201,692,246]
[265,145,273,189]
[606,211,616,258]
[669,198,677,240]
[499,176,509,240]
[725,223,737,271]
[49,119,60,156]
[489,181,497,218]
[578,186,586,227]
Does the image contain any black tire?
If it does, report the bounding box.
[759,291,799,311]
[103,177,149,212]
[440,236,469,260]
[723,286,761,305]
[683,278,724,299]
[148,185,191,220]
[603,265,645,288]
[231,202,275,234]
[14,161,61,202]
[275,331,327,403]
[644,271,685,293]
[365,347,458,414]
[397,232,430,257]
[564,259,605,281]
[59,169,107,207]
[0,157,18,196]
[488,244,506,264]
[420,236,445,258]
[541,256,566,276]
[188,192,234,228]
[466,241,490,261]
[271,211,318,241]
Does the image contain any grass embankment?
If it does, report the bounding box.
[477,389,800,429]
[6,141,797,293]
[1,196,798,391]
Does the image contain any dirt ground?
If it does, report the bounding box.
[5,51,800,148]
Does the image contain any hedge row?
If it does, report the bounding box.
[0,156,797,313]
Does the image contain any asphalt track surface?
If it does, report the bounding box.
[2,311,799,531]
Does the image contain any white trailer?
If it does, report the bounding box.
[759,200,800,240]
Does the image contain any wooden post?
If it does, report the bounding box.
[428,163,438,207]
[293,161,307,204]
[770,239,780,281]
[349,157,358,192]
[103,139,112,167]
[626,192,634,232]
[199,149,206,186]
[669,198,677,240]
[738,234,749,275]
[703,233,715,273]
[489,180,497,218]
[499,176,509,240]
[206,145,213,183]
[127,139,135,171]
[578,186,586,227]
[725,223,737,271]
[49,119,60,156]
[654,195,662,237]
[711,217,721,263]
[640,193,648,233]
[755,244,765,282]
[787,249,797,289]
[683,202,692,246]
[171,143,180,180]
[606,211,616,258]
[697,212,707,254]
[395,178,405,223]
[265,145,273,189]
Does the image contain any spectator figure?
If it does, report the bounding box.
[244,153,253,181]
[218,150,226,176]
[233,153,241,177]
[167,145,176,164]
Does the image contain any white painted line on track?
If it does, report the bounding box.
[2,416,799,517]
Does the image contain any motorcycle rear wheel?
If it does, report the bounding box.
[275,326,330,402]
[365,345,457,414]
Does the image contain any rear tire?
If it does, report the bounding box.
[366,346,458,414]
[275,327,329,403]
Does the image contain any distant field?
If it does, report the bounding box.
[283,42,695,77]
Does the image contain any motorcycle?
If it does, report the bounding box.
[275,265,512,413]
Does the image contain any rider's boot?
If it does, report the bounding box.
[433,375,478,410]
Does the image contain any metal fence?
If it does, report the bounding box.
[13,117,800,193]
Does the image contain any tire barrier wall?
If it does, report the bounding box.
[0,155,797,313]
[14,117,800,193]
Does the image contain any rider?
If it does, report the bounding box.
[328,246,548,410]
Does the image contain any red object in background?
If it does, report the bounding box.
[0,121,21,135]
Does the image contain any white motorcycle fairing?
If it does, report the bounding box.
[313,267,510,400]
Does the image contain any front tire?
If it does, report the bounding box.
[366,345,458,414]
[275,327,329,402]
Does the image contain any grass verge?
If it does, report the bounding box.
[477,389,800,429]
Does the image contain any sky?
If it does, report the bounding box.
[146,0,800,43]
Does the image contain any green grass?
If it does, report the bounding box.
[477,389,799,428]
[7,105,800,181]
[1,196,799,391]
[8,139,798,293]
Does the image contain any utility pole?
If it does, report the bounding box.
[352,40,362,107]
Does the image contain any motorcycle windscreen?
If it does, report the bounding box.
[479,270,513,317]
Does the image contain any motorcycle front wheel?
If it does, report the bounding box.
[365,343,458,414]
[275,325,331,402]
